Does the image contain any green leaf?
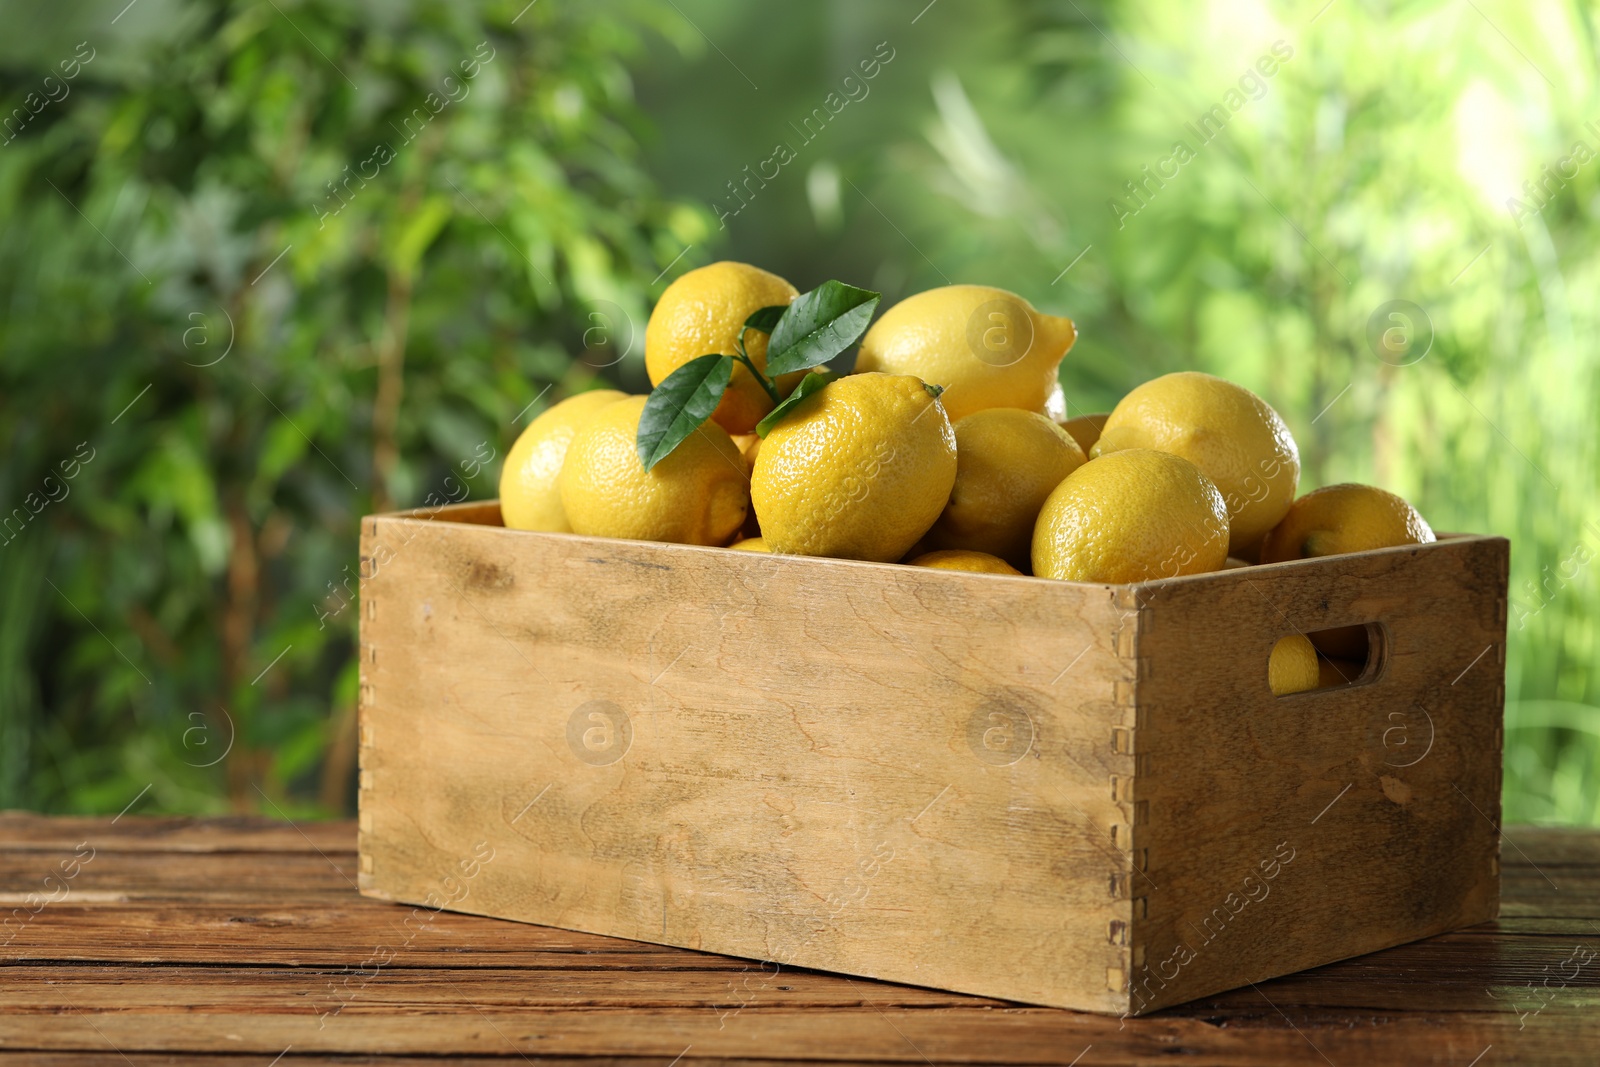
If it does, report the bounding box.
[755,370,833,438]
[744,305,788,335]
[637,354,733,470]
[738,305,789,363]
[763,281,880,377]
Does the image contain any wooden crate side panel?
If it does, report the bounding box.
[1126,536,1507,1012]
[359,518,1137,1013]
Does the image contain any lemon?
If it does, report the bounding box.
[1058,412,1108,456]
[923,408,1086,569]
[1259,483,1435,563]
[1032,449,1229,583]
[1093,372,1299,556]
[855,285,1077,423]
[908,549,1022,575]
[752,373,957,562]
[729,536,768,552]
[731,433,761,474]
[1268,634,1320,695]
[728,434,764,541]
[559,396,749,545]
[499,389,628,532]
[645,261,799,435]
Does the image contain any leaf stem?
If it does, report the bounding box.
[734,344,783,406]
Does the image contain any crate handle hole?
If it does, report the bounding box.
[1272,622,1386,696]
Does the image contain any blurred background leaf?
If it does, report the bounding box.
[1,0,1595,823]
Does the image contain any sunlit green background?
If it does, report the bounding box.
[1,0,1595,822]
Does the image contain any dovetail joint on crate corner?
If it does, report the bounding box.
[1106,583,1153,998]
[357,535,377,890]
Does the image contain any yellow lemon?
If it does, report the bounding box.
[1259,483,1435,563]
[731,433,761,474]
[1093,372,1299,556]
[498,389,628,531]
[559,396,748,546]
[729,536,768,552]
[752,373,957,562]
[1058,412,1109,456]
[854,285,1077,423]
[1032,449,1229,583]
[644,261,799,435]
[923,408,1086,569]
[728,434,765,540]
[908,549,1022,575]
[1268,634,1320,695]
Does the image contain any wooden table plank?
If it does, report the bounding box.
[0,813,350,853]
[3,962,1597,1023]
[0,851,360,903]
[2,814,1596,1065]
[0,904,696,966]
[8,902,1592,970]
[4,1004,1594,1064]
[3,1061,1238,1067]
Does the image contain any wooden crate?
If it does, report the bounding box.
[356,501,1507,1015]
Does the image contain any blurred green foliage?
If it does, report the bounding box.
[0,0,708,815]
[2,0,1596,823]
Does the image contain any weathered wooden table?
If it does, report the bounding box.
[1,814,1595,1065]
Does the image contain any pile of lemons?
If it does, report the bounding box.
[502,262,1435,695]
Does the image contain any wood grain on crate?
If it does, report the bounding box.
[1,814,1597,1065]
[358,503,1137,1013]
[1123,533,1507,1010]
[356,503,1507,1014]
